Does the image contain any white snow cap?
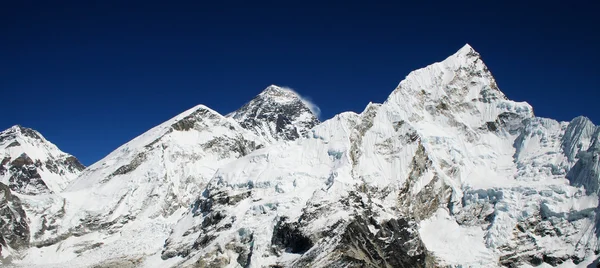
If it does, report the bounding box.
[456,43,475,55]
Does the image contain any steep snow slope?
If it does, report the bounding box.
[0,125,84,195]
[162,44,600,267]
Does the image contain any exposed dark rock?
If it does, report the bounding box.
[271,187,433,268]
[396,142,453,221]
[192,190,252,216]
[224,233,254,268]
[349,103,380,165]
[436,101,449,111]
[8,153,51,194]
[74,242,104,255]
[172,118,196,131]
[19,126,42,140]
[191,234,216,251]
[5,141,20,148]
[229,86,320,141]
[171,108,219,131]
[271,217,313,254]
[201,211,225,228]
[45,161,59,174]
[201,136,262,158]
[481,112,523,134]
[61,156,86,173]
[0,157,9,175]
[0,132,16,144]
[192,252,230,268]
[485,121,498,132]
[334,217,428,268]
[162,190,253,260]
[497,209,588,267]
[109,152,147,178]
[10,153,34,167]
[0,182,30,256]
[39,200,66,241]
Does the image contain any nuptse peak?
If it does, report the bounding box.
[1,44,600,267]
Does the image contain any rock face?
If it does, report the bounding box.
[0,182,29,261]
[228,85,320,142]
[4,44,600,267]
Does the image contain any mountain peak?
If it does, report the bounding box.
[262,84,286,93]
[1,125,44,144]
[443,43,482,67]
[228,85,320,142]
[455,43,475,55]
[0,125,85,195]
[385,42,528,130]
[257,85,302,104]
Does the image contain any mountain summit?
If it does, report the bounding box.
[228,85,320,142]
[0,125,84,195]
[3,45,600,267]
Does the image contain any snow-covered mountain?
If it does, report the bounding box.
[3,44,600,267]
[1,86,320,267]
[161,44,600,267]
[0,125,84,260]
[0,125,84,195]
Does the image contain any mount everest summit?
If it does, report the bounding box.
[1,44,599,267]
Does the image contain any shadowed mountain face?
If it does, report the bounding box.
[2,45,600,267]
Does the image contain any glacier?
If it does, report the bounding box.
[1,44,599,267]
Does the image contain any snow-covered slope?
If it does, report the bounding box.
[4,44,600,267]
[0,125,85,195]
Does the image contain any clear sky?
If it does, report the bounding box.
[2,1,598,166]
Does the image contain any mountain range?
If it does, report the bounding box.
[1,44,599,268]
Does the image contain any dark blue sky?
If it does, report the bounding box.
[2,1,598,165]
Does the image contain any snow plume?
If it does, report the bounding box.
[281,86,321,119]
